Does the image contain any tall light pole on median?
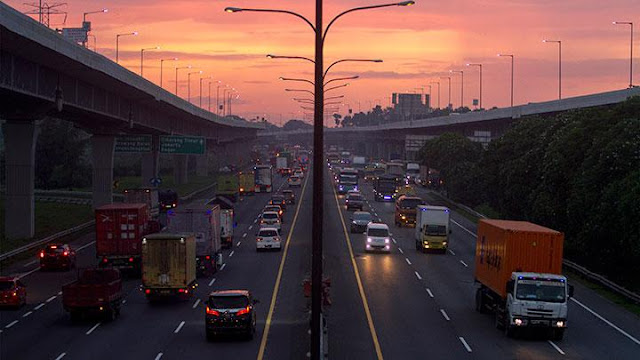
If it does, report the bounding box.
[450,70,464,109]
[441,76,451,109]
[115,31,138,64]
[175,65,192,96]
[430,81,440,109]
[187,71,203,103]
[140,46,160,77]
[613,21,634,88]
[498,54,515,107]
[226,3,415,358]
[208,80,220,112]
[82,8,108,48]
[200,76,212,108]
[466,63,482,109]
[160,57,178,89]
[543,40,562,99]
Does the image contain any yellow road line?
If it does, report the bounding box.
[332,184,384,360]
[257,174,310,360]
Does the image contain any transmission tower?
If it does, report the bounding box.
[24,1,68,27]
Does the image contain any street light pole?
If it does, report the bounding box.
[82,9,108,48]
[140,46,160,77]
[200,76,212,108]
[115,31,138,64]
[441,76,451,109]
[450,70,464,109]
[187,71,202,103]
[613,21,634,88]
[160,58,178,89]
[498,54,514,107]
[175,65,192,96]
[543,40,562,99]
[466,63,482,109]
[430,81,440,109]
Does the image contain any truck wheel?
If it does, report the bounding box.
[551,328,565,341]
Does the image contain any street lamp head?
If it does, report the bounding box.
[102,8,108,13]
[397,1,416,6]
[372,59,383,63]
[279,77,285,80]
[225,7,242,13]
[132,31,139,36]
[267,54,275,58]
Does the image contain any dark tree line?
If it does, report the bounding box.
[418,97,640,289]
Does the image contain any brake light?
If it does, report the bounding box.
[50,245,57,249]
[206,307,220,316]
[129,257,134,263]
[256,237,263,242]
[40,251,45,258]
[178,288,186,293]
[102,258,109,263]
[145,289,151,294]
[236,306,250,316]
[63,251,69,256]
[12,292,17,297]
[205,255,210,260]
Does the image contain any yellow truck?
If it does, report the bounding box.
[238,171,255,196]
[142,233,197,301]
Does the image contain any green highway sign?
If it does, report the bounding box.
[160,135,206,154]
[115,135,152,153]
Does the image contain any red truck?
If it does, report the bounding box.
[62,268,122,321]
[95,203,153,271]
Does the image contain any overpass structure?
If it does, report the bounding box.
[0,3,263,239]
[259,87,640,159]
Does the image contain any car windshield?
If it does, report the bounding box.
[425,225,447,236]
[259,230,278,237]
[209,295,249,309]
[339,175,357,184]
[516,280,566,303]
[367,228,389,237]
[347,195,363,201]
[399,198,422,209]
[0,281,14,290]
[263,213,278,219]
[354,213,372,221]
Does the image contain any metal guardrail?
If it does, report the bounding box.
[424,188,640,305]
[0,221,95,262]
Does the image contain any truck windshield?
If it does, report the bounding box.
[425,225,447,236]
[209,295,249,309]
[398,198,422,209]
[516,280,566,303]
[354,213,372,221]
[339,175,357,184]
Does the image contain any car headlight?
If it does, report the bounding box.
[385,238,390,244]
[367,237,372,243]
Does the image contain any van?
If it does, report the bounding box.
[365,223,391,253]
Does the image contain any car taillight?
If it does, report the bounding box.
[129,257,134,262]
[145,289,151,294]
[256,237,263,242]
[102,258,109,263]
[236,306,250,316]
[12,292,17,297]
[206,307,220,316]
[40,251,45,258]
[178,288,187,294]
[63,251,68,256]
[205,255,210,260]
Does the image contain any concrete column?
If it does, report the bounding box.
[92,134,115,209]
[196,154,208,177]
[3,121,37,239]
[174,154,188,184]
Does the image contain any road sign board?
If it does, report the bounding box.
[62,27,88,43]
[160,136,205,154]
[115,135,152,153]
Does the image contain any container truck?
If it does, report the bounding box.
[276,157,288,174]
[238,171,255,196]
[254,165,273,193]
[166,205,222,277]
[123,188,160,218]
[414,205,450,252]
[142,233,197,300]
[95,204,152,272]
[62,268,122,321]
[387,161,405,180]
[352,156,367,177]
[474,220,573,340]
[207,197,235,249]
[216,171,239,202]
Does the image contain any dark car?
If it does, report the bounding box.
[205,290,258,340]
[269,194,287,210]
[350,211,373,233]
[345,192,365,211]
[159,189,178,210]
[0,277,27,308]
[282,190,296,205]
[40,244,76,270]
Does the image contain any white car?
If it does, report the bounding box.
[365,223,391,253]
[288,175,302,187]
[260,211,281,231]
[294,170,304,179]
[256,227,282,251]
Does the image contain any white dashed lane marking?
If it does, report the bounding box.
[414,271,422,280]
[208,278,216,287]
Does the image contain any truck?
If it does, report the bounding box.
[414,205,450,252]
[254,165,273,193]
[352,156,367,177]
[123,188,160,218]
[405,163,420,182]
[298,150,310,166]
[474,220,572,340]
[166,205,222,277]
[95,203,152,272]
[276,157,288,174]
[386,161,405,179]
[418,166,443,189]
[337,167,359,194]
[394,195,423,227]
[216,171,239,202]
[207,196,235,249]
[373,174,399,201]
[238,171,255,196]
[142,233,197,300]
[62,268,122,321]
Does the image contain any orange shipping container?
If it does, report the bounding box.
[474,219,564,299]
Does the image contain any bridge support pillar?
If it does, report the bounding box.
[141,135,159,186]
[3,120,37,239]
[196,154,208,177]
[91,134,115,209]
[174,154,188,184]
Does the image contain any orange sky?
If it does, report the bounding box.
[6,0,639,125]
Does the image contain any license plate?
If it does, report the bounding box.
[159,290,171,295]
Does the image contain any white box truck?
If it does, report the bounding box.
[414,205,451,253]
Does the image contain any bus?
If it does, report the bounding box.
[337,167,359,194]
[254,165,273,193]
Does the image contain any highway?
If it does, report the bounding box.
[1,164,640,359]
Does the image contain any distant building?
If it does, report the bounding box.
[392,93,430,120]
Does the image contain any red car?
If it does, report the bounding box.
[40,244,76,270]
[0,277,27,308]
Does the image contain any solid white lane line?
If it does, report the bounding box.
[460,260,468,267]
[208,278,216,287]
[242,233,247,238]
[192,299,201,309]
[448,249,456,256]
[76,240,96,252]
[440,309,450,321]
[414,271,423,280]
[548,340,566,355]
[86,323,101,335]
[5,320,18,328]
[54,353,66,360]
[220,263,227,271]
[459,337,472,352]
[451,219,477,238]
[154,353,163,360]
[237,241,242,247]
[398,248,404,254]
[229,251,235,258]
[426,288,434,298]
[22,311,33,318]
[23,260,37,267]
[174,321,185,334]
[391,238,397,244]
[46,296,56,303]
[571,297,640,345]
[34,303,45,310]
[405,258,412,265]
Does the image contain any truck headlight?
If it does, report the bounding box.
[367,238,372,243]
[514,318,524,326]
[555,321,565,328]
[385,238,390,244]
